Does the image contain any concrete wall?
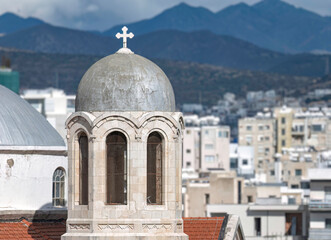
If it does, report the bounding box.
[310,181,331,201]
[310,212,331,229]
[0,151,67,210]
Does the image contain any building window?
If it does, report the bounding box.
[205,194,210,204]
[281,128,286,135]
[246,135,252,144]
[230,158,238,169]
[291,184,299,189]
[78,133,88,205]
[258,125,263,131]
[219,131,229,138]
[270,170,275,176]
[281,117,286,124]
[242,159,248,165]
[295,169,302,176]
[205,155,215,162]
[282,140,286,147]
[186,149,191,154]
[326,219,331,229]
[247,195,253,203]
[265,136,270,141]
[288,197,296,205]
[186,162,191,168]
[265,125,270,130]
[255,218,261,236]
[53,168,65,207]
[246,125,252,131]
[300,181,310,189]
[205,144,214,149]
[147,132,163,205]
[325,187,331,202]
[312,124,322,132]
[106,131,127,205]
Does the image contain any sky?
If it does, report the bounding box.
[0,0,330,31]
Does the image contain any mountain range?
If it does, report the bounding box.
[105,0,331,53]
[0,22,329,77]
[0,12,44,35]
[0,0,330,97]
[1,0,331,54]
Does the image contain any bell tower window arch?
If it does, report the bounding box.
[106,131,128,205]
[147,131,163,205]
[78,132,89,205]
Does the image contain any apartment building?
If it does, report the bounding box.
[274,106,294,153]
[308,168,331,240]
[238,116,275,178]
[183,115,230,171]
[230,143,255,178]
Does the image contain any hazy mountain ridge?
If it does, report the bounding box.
[0,12,44,34]
[0,24,329,77]
[105,0,331,53]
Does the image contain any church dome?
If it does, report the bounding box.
[0,85,65,147]
[75,52,176,112]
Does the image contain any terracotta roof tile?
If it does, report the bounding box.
[183,217,225,240]
[0,220,66,240]
[0,217,225,240]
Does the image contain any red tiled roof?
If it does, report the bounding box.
[183,217,225,240]
[0,219,66,240]
[0,217,225,240]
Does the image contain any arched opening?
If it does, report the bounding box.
[52,168,65,206]
[79,132,88,205]
[147,132,163,205]
[106,131,127,204]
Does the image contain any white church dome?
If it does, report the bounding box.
[0,85,65,146]
[75,52,176,112]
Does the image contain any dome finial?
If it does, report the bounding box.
[116,26,134,54]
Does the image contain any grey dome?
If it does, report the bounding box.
[76,53,175,112]
[0,85,65,146]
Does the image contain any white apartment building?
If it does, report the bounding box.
[200,125,230,171]
[21,88,75,138]
[308,168,331,240]
[183,115,230,172]
[230,143,254,178]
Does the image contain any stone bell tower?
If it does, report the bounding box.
[62,27,188,239]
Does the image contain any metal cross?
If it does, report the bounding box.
[116,26,134,49]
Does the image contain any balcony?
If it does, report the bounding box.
[309,201,331,211]
[309,228,331,240]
